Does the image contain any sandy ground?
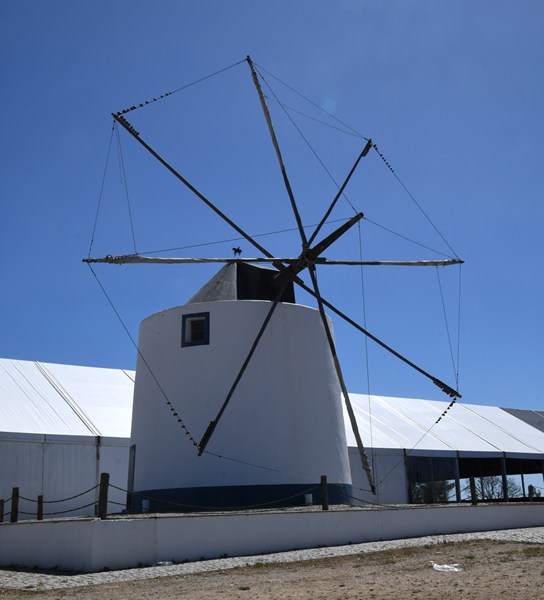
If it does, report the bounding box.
[1,539,543,600]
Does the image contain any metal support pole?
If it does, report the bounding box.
[501,455,509,502]
[454,454,461,502]
[320,475,329,511]
[469,478,477,505]
[37,495,44,521]
[98,472,110,520]
[10,487,19,523]
[0,499,4,523]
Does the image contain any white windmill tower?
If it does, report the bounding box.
[127,262,356,510]
[86,56,462,511]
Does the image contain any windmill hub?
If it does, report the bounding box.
[300,249,317,267]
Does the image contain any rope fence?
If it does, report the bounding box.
[2,472,542,524]
[0,474,334,523]
[0,474,111,524]
[18,484,100,504]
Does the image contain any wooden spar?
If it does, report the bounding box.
[315,259,464,266]
[246,56,308,247]
[83,255,464,267]
[111,113,275,261]
[296,277,461,399]
[198,278,293,456]
[307,139,373,247]
[306,263,376,494]
[84,256,283,264]
[306,213,365,261]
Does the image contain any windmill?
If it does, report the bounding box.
[85,56,462,500]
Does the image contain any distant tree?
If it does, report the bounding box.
[528,484,541,499]
[502,477,522,499]
[463,476,522,501]
[410,480,456,504]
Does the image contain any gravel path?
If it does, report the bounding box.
[1,527,543,591]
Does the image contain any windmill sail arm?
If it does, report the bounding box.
[83,255,463,267]
[307,265,376,494]
[306,213,364,261]
[112,113,275,261]
[83,255,290,265]
[296,280,461,399]
[308,139,373,246]
[246,56,308,247]
[197,279,292,455]
[320,259,464,267]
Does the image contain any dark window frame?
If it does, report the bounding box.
[181,312,210,347]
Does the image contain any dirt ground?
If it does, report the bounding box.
[1,540,543,600]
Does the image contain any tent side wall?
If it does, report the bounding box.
[348,447,409,505]
[0,433,130,518]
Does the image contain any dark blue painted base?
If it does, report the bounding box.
[127,483,354,513]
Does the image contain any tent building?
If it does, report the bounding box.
[1,358,543,518]
[0,359,134,518]
[345,394,544,505]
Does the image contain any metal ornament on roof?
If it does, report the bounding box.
[84,56,463,495]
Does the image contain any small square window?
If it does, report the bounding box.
[182,312,210,347]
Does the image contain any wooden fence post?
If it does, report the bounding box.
[98,472,110,520]
[37,495,44,521]
[10,487,19,523]
[320,475,329,511]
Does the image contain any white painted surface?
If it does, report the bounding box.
[131,300,351,492]
[345,394,544,457]
[43,362,135,438]
[0,359,134,517]
[0,435,130,517]
[1,504,542,572]
[348,447,408,505]
[0,359,134,436]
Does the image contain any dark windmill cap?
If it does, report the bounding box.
[187,263,295,304]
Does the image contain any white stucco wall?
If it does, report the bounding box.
[131,300,351,493]
[1,504,542,572]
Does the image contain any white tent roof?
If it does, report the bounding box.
[1,358,543,459]
[344,394,544,458]
[0,358,134,437]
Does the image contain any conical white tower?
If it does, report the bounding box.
[129,263,352,511]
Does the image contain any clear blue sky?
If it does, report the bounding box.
[1,1,542,410]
